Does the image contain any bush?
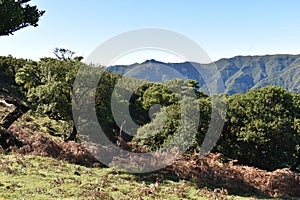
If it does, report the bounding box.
[216,86,300,170]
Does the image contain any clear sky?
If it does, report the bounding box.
[1,0,300,64]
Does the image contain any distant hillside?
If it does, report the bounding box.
[107,55,300,95]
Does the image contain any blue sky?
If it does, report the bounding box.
[1,0,300,64]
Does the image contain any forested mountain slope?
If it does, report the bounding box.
[108,54,300,95]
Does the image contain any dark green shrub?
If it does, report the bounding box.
[216,86,300,170]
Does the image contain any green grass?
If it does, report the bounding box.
[0,101,280,200]
[0,99,69,142]
[0,154,201,199]
[15,113,69,139]
[0,154,268,200]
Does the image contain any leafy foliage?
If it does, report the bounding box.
[217,86,300,170]
[133,79,207,151]
[134,84,300,170]
[15,57,81,140]
[53,48,76,61]
[16,58,80,121]
[0,0,45,36]
[0,56,29,97]
[2,53,298,171]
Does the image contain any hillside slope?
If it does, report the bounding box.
[108,54,300,95]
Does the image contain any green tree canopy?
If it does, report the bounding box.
[133,79,208,151]
[0,0,45,36]
[0,55,29,97]
[15,57,81,140]
[217,86,300,170]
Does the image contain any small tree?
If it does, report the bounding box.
[53,48,75,61]
[0,0,45,36]
[16,57,81,141]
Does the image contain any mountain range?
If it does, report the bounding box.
[107,54,300,95]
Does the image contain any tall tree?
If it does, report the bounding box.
[0,0,45,36]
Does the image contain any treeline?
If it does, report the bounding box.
[0,55,299,171]
[133,81,300,171]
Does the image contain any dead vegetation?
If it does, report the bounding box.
[168,153,300,198]
[7,125,101,167]
[0,116,299,198]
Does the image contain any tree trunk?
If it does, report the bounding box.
[291,152,300,171]
[0,98,29,129]
[0,128,23,150]
[66,124,77,142]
